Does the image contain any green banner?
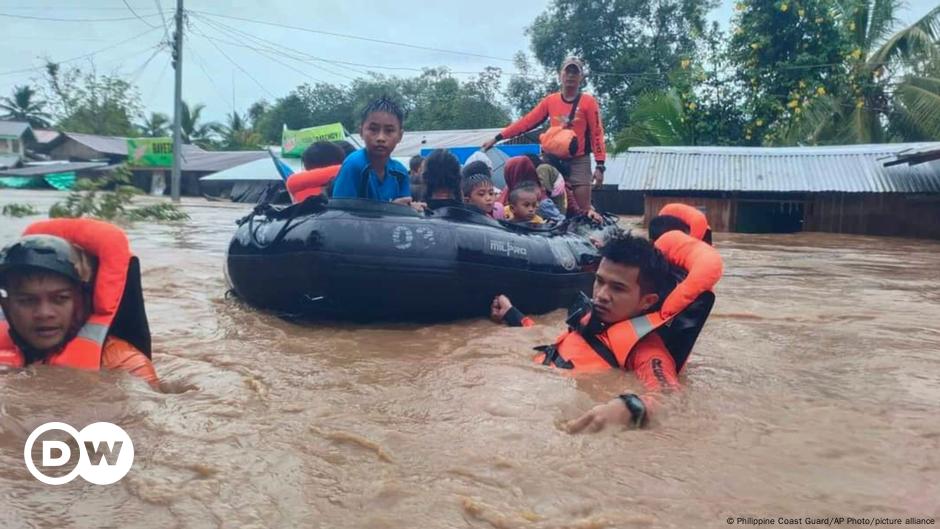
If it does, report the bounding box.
[127,137,173,167]
[281,123,345,158]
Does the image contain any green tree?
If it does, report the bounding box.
[254,93,316,144]
[784,2,940,144]
[247,100,269,129]
[613,24,747,150]
[527,0,715,132]
[614,90,694,147]
[218,111,262,150]
[891,56,940,140]
[0,85,52,128]
[137,112,170,137]
[404,68,511,130]
[43,62,142,136]
[180,101,219,148]
[504,52,554,118]
[729,0,851,145]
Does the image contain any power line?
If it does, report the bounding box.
[189,9,515,63]
[196,24,276,99]
[128,44,168,85]
[187,43,235,111]
[190,16,360,81]
[0,12,161,23]
[188,12,538,82]
[145,55,171,106]
[0,27,163,77]
[122,0,160,29]
[153,0,170,42]
[188,19,327,85]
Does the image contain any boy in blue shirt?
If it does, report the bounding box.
[331,96,415,206]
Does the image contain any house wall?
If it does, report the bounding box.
[643,195,734,232]
[593,187,643,214]
[642,192,940,240]
[805,193,940,239]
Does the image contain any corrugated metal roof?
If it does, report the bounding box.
[199,156,301,182]
[180,149,268,172]
[0,120,31,138]
[612,143,940,193]
[0,161,108,176]
[348,128,513,158]
[883,144,940,167]
[61,132,129,155]
[57,133,205,157]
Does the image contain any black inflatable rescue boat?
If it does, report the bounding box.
[225,198,617,321]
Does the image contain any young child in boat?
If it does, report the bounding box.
[461,173,497,217]
[504,183,545,225]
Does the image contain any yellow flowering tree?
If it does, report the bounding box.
[729,0,851,145]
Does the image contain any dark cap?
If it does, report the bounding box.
[0,235,95,286]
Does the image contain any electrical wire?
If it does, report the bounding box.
[0,12,161,23]
[189,9,515,63]
[0,27,163,77]
[122,0,160,29]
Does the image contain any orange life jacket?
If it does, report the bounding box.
[658,203,712,244]
[286,165,341,203]
[535,230,722,373]
[0,218,151,370]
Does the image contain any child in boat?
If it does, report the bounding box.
[331,96,417,209]
[286,141,347,203]
[504,183,545,225]
[461,173,497,217]
[423,149,463,210]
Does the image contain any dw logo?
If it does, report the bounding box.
[23,422,134,485]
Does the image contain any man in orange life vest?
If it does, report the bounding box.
[491,205,721,432]
[0,218,158,387]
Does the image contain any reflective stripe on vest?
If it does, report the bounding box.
[534,312,665,373]
[533,229,723,373]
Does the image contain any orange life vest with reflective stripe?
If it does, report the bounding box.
[0,219,134,370]
[658,203,712,244]
[286,164,341,203]
[535,230,722,373]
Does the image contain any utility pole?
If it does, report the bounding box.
[170,0,184,202]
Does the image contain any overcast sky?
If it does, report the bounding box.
[1,0,936,124]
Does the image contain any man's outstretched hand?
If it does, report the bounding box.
[490,294,513,323]
[566,399,632,434]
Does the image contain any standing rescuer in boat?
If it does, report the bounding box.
[490,205,722,432]
[482,56,606,216]
[0,218,158,388]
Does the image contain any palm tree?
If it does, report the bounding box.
[613,90,695,150]
[784,1,940,144]
[180,101,219,148]
[137,112,171,137]
[0,85,52,128]
[890,53,940,141]
[217,111,262,150]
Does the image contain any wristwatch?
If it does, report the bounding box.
[617,393,647,427]
[595,163,606,173]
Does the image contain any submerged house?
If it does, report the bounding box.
[610,143,940,240]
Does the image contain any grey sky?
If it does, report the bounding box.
[0,0,936,124]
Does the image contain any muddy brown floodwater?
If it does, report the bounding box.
[1,189,938,529]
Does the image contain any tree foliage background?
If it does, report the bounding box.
[3,0,938,152]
